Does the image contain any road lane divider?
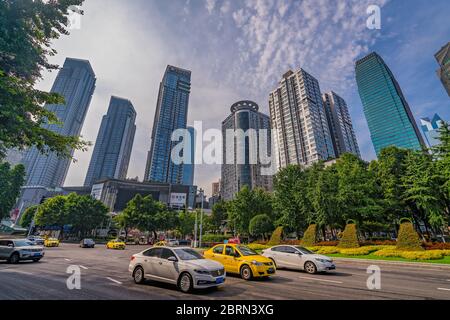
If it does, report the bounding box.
[437,288,450,291]
[106,277,122,285]
[298,276,343,284]
[79,265,88,270]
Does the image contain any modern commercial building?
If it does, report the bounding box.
[84,96,137,187]
[22,58,96,188]
[221,101,273,201]
[144,65,191,185]
[355,52,425,156]
[212,181,221,197]
[181,126,195,186]
[269,69,335,170]
[322,92,361,158]
[421,114,445,148]
[435,42,450,97]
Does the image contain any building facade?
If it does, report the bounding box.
[84,96,137,187]
[221,101,273,201]
[269,69,335,170]
[435,42,450,97]
[181,126,195,186]
[322,92,361,158]
[355,52,425,156]
[144,65,191,184]
[22,58,96,188]
[421,114,445,148]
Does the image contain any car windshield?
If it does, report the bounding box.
[174,248,204,260]
[84,239,94,243]
[13,240,34,247]
[295,246,314,254]
[236,245,258,256]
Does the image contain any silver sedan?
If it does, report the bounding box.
[129,246,226,293]
[262,245,336,274]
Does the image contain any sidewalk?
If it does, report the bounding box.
[333,257,450,269]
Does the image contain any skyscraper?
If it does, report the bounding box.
[221,101,273,201]
[269,69,335,170]
[22,58,96,188]
[355,52,425,156]
[181,126,195,186]
[322,92,361,158]
[84,96,137,187]
[435,42,450,97]
[145,65,191,184]
[421,114,445,148]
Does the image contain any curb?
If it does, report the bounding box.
[332,257,450,269]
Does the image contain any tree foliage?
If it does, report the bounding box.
[338,222,360,248]
[249,214,274,239]
[0,162,25,219]
[396,221,423,251]
[301,224,318,247]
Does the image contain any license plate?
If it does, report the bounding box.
[216,277,224,284]
[33,253,41,257]
[267,268,275,274]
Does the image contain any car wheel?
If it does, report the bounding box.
[133,266,145,284]
[240,265,253,281]
[33,258,41,263]
[178,272,193,293]
[269,258,277,269]
[9,253,20,264]
[304,261,317,274]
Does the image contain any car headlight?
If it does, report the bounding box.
[315,258,331,263]
[194,269,211,275]
[251,260,263,266]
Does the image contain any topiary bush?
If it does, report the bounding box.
[316,246,339,254]
[247,243,270,251]
[337,222,360,248]
[267,226,283,246]
[301,224,317,247]
[396,220,423,251]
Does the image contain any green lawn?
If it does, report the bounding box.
[328,253,450,264]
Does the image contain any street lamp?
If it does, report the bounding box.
[199,188,204,248]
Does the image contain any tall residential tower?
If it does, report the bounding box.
[421,114,445,148]
[84,96,136,187]
[22,58,96,188]
[144,65,191,184]
[355,52,425,156]
[435,42,450,97]
[269,69,335,170]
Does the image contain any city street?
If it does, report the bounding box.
[0,244,449,300]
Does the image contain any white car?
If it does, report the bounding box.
[129,246,226,293]
[262,245,336,274]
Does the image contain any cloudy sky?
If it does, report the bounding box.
[37,0,450,196]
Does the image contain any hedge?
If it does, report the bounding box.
[268,226,283,246]
[247,243,270,251]
[201,234,232,243]
[338,223,359,248]
[396,222,423,251]
[301,224,317,247]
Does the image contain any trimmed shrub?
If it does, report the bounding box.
[373,249,402,258]
[400,250,443,260]
[396,222,423,251]
[423,242,450,250]
[267,226,283,246]
[340,246,381,256]
[316,241,339,247]
[316,246,339,254]
[306,246,321,252]
[301,224,318,247]
[337,223,360,248]
[247,243,270,251]
[201,234,232,243]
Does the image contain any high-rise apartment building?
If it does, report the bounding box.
[269,69,335,170]
[212,181,221,197]
[221,101,273,201]
[421,114,445,148]
[435,42,450,97]
[355,52,425,156]
[181,126,195,186]
[22,58,96,188]
[322,92,361,158]
[144,65,191,184]
[84,96,137,187]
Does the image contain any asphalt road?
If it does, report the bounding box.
[0,244,449,300]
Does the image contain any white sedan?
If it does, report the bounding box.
[129,246,226,293]
[262,245,336,274]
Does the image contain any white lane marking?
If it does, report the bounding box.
[298,276,343,284]
[79,265,88,270]
[437,288,450,291]
[0,269,34,276]
[106,277,122,285]
[64,259,71,262]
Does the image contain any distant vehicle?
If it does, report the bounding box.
[44,238,60,247]
[0,239,44,263]
[27,236,45,246]
[129,246,225,293]
[204,244,275,280]
[227,238,241,244]
[80,239,95,248]
[262,245,336,274]
[167,239,179,246]
[178,239,191,246]
[107,239,126,250]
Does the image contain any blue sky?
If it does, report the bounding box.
[38,0,450,196]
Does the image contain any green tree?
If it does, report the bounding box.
[0,0,89,159]
[210,201,228,233]
[20,205,39,228]
[249,214,274,240]
[177,210,196,237]
[0,163,25,219]
[432,123,450,221]
[34,196,69,236]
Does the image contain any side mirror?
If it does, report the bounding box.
[234,252,240,258]
[168,256,178,262]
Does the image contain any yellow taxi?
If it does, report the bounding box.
[153,241,167,247]
[44,238,60,247]
[204,244,276,280]
[106,239,126,250]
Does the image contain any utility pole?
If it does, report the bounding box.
[199,188,204,248]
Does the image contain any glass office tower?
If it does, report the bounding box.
[355,52,425,156]
[144,65,191,184]
[420,114,444,148]
[22,58,96,188]
[84,96,137,187]
[435,42,450,97]
[181,126,195,186]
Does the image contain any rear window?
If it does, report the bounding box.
[213,245,224,254]
[143,248,162,257]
